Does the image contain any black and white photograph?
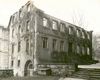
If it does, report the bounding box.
[0,0,100,80]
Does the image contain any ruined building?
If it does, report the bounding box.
[8,1,93,76]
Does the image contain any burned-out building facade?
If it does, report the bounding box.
[8,1,93,76]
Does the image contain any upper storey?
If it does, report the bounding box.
[8,1,92,41]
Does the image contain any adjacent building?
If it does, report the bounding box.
[92,35,100,60]
[8,1,93,76]
[0,26,9,69]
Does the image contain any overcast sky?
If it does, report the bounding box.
[0,0,100,35]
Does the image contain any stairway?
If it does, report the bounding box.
[89,69,100,80]
[71,68,100,80]
[71,68,89,79]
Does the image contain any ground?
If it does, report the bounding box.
[0,76,59,80]
[1,63,100,80]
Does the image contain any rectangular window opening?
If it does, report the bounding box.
[60,41,64,51]
[42,37,48,48]
[52,21,58,30]
[52,39,57,51]
[18,60,20,67]
[43,18,48,27]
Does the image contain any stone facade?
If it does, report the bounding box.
[0,26,9,69]
[8,1,93,76]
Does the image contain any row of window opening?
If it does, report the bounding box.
[43,18,65,32]
[43,18,90,39]
[42,37,64,51]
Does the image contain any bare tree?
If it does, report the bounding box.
[71,10,88,29]
[71,10,100,61]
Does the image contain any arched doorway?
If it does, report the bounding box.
[24,60,33,76]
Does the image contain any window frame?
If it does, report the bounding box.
[60,23,65,32]
[82,30,85,38]
[42,37,48,48]
[77,45,80,54]
[43,17,48,27]
[11,60,13,67]
[52,39,57,51]
[18,25,21,34]
[18,41,21,52]
[87,32,90,39]
[26,20,30,32]
[12,44,14,54]
[87,47,90,55]
[26,39,29,54]
[60,41,64,51]
[69,26,73,34]
[52,20,58,30]
[18,60,20,67]
[82,46,85,55]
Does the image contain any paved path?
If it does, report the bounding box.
[59,77,86,80]
[78,63,100,69]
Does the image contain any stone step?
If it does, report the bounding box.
[90,76,100,78]
[89,73,100,76]
[90,77,100,80]
[71,68,100,80]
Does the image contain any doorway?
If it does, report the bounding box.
[24,60,33,76]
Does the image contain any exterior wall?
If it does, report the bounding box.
[8,1,93,76]
[36,10,92,64]
[8,1,36,76]
[0,26,9,69]
[35,11,68,64]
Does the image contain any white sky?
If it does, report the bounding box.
[0,0,100,35]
